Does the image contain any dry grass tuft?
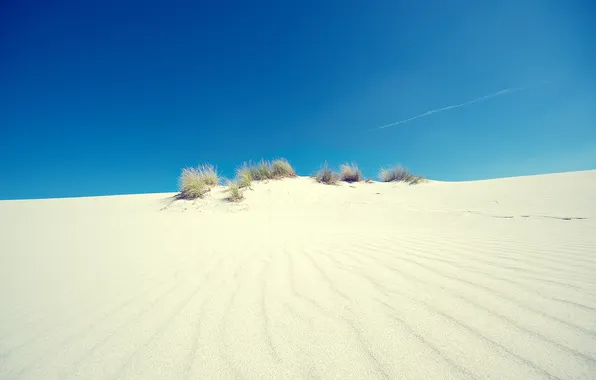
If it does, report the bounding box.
[379,165,425,185]
[177,164,219,199]
[271,158,296,178]
[196,164,219,186]
[248,159,273,181]
[314,162,339,185]
[178,167,210,199]
[236,163,253,188]
[244,158,296,181]
[227,157,295,200]
[339,162,361,183]
[226,180,244,202]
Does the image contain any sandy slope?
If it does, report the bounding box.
[0,170,595,380]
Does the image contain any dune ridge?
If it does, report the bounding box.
[1,170,595,379]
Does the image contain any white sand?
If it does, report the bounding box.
[1,170,595,380]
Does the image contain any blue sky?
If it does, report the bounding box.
[1,0,594,199]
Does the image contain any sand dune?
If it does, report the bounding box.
[1,170,595,380]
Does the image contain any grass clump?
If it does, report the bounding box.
[244,158,296,181]
[339,162,361,183]
[271,158,296,178]
[314,162,339,185]
[177,164,219,199]
[248,159,273,181]
[226,180,244,202]
[196,164,219,186]
[178,167,211,199]
[379,165,424,185]
[236,163,253,188]
[227,157,296,200]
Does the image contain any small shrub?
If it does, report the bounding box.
[178,167,210,199]
[379,165,424,185]
[271,158,296,178]
[314,162,339,185]
[226,181,244,202]
[236,163,253,188]
[339,162,361,182]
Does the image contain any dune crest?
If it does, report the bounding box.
[1,170,595,380]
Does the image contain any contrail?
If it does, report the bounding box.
[371,85,533,131]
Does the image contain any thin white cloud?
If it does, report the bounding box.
[371,84,536,131]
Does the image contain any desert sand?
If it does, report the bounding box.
[1,170,595,380]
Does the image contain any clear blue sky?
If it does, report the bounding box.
[1,0,594,199]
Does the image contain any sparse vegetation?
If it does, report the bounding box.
[314,162,339,185]
[223,158,296,202]
[339,162,361,183]
[177,158,297,202]
[226,180,244,202]
[379,165,425,184]
[177,159,424,202]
